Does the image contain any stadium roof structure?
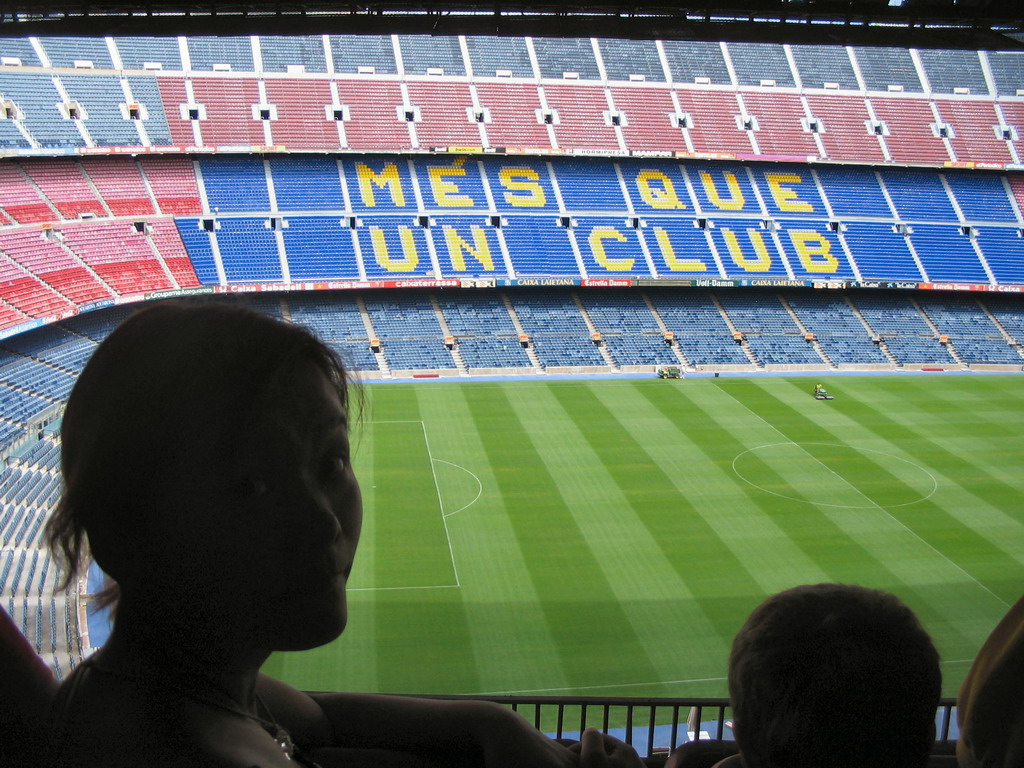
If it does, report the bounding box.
[1,1,1021,48]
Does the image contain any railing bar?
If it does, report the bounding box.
[626,705,634,746]
[669,704,680,750]
[556,704,565,740]
[602,704,610,734]
[939,703,952,741]
[579,702,588,736]
[534,703,541,731]
[646,705,656,758]
[716,704,726,741]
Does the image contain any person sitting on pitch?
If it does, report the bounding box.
[725,583,941,768]
[44,300,644,768]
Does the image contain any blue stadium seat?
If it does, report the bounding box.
[214,218,283,283]
[199,157,270,213]
[280,218,360,281]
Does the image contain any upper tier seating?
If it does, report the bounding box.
[740,92,819,157]
[598,38,665,83]
[186,37,254,72]
[543,84,622,152]
[59,74,142,147]
[80,158,157,217]
[263,78,340,151]
[114,36,183,70]
[259,36,329,74]
[919,50,988,95]
[0,73,84,148]
[22,160,108,220]
[0,36,1015,165]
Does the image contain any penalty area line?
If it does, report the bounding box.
[421,421,462,588]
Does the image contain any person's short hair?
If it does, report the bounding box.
[46,299,352,603]
[728,583,940,768]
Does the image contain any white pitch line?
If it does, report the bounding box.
[731,441,938,510]
[471,676,729,697]
[349,584,459,592]
[435,458,483,518]
[715,384,1010,610]
[421,421,462,589]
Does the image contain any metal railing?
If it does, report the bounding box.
[425,695,959,758]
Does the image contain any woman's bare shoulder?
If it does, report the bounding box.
[49,664,299,768]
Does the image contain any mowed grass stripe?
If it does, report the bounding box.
[413,384,571,696]
[637,383,919,599]
[717,378,1013,664]
[868,376,1024,439]
[360,387,482,695]
[821,379,1024,589]
[835,378,1024,532]
[615,383,833,594]
[547,382,764,647]
[783,378,1024,515]
[849,377,1024,503]
[513,382,732,689]
[367,421,456,589]
[464,383,664,692]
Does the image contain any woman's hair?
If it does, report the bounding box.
[46,299,352,604]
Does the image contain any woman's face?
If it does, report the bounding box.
[183,359,363,652]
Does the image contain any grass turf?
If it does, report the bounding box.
[263,375,1024,700]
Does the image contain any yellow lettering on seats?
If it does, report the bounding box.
[444,226,494,271]
[765,173,814,213]
[721,228,772,271]
[370,226,418,271]
[356,163,406,208]
[636,170,687,209]
[428,157,475,207]
[699,171,745,210]
[499,167,546,207]
[789,231,838,273]
[589,227,632,270]
[653,227,707,271]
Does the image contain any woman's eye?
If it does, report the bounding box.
[320,452,348,479]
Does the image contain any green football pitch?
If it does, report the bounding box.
[263,374,1024,700]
